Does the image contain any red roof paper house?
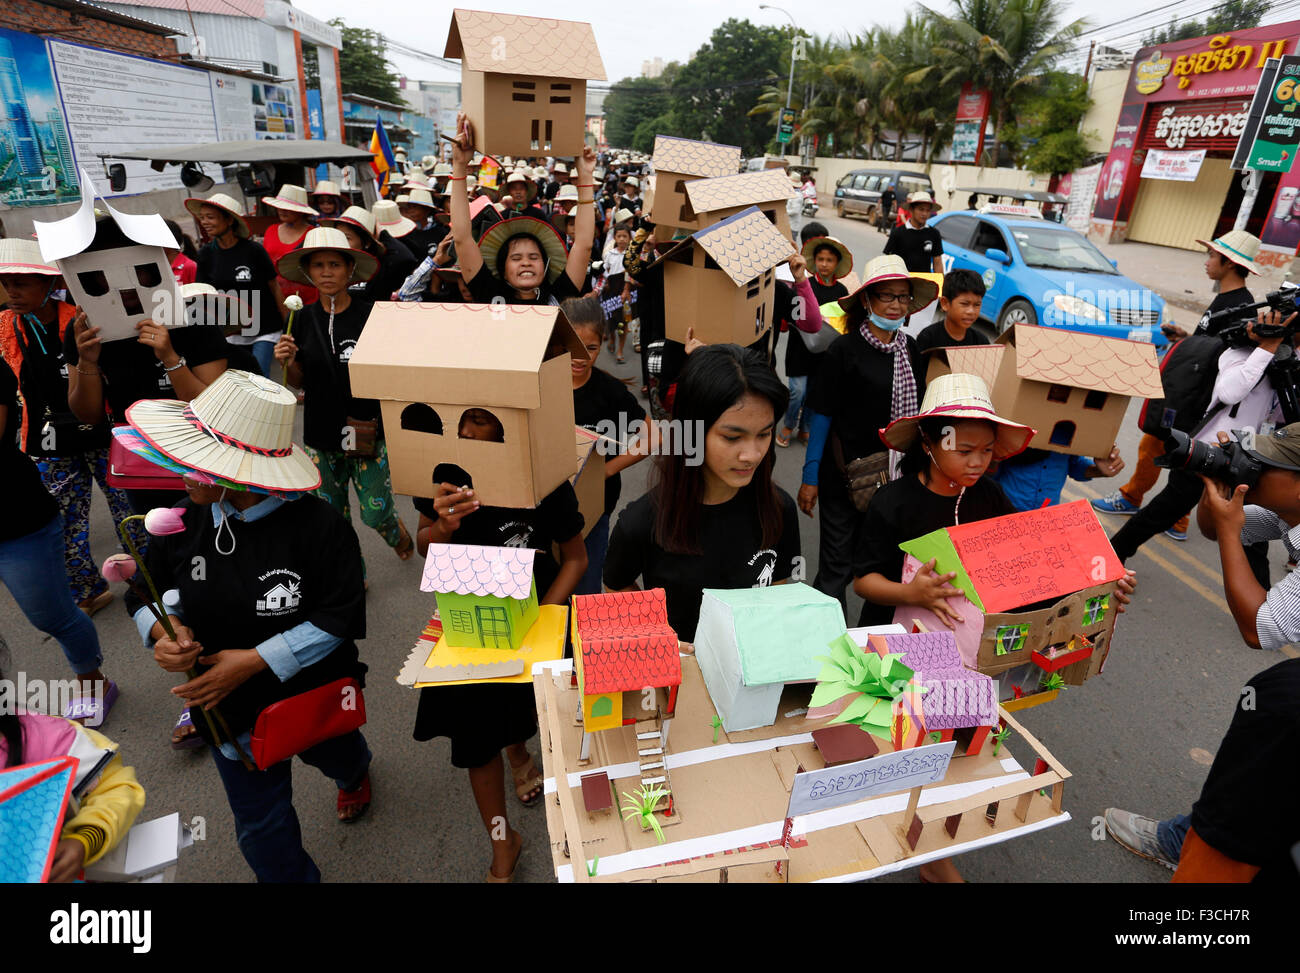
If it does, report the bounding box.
[572,589,681,734]
[894,500,1125,709]
[866,632,998,756]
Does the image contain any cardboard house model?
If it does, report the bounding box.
[927,323,1163,458]
[660,206,791,347]
[421,542,539,650]
[683,168,796,240]
[444,9,607,156]
[569,427,604,540]
[572,589,682,785]
[348,302,588,508]
[34,168,180,344]
[694,584,847,733]
[0,755,75,882]
[572,589,681,734]
[649,135,742,234]
[894,500,1126,704]
[866,632,997,756]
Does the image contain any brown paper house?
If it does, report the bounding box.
[926,324,1163,458]
[570,427,605,539]
[660,206,791,346]
[650,135,742,234]
[973,582,1120,687]
[444,9,607,157]
[347,302,589,509]
[683,168,797,240]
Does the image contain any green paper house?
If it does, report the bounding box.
[693,584,848,732]
[420,543,539,650]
